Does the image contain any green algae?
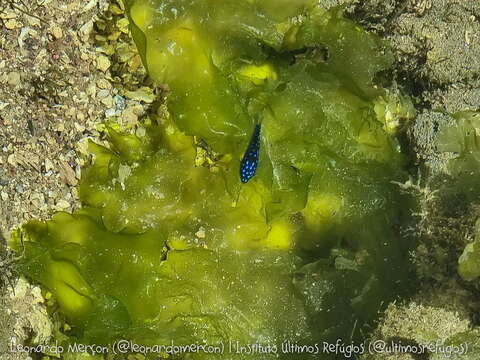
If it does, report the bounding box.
[432,111,480,282]
[12,1,416,358]
[361,302,479,360]
[436,111,480,192]
[458,222,480,281]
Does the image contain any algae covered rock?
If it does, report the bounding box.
[361,302,480,360]
[12,0,415,358]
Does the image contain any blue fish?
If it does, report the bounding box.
[240,123,261,183]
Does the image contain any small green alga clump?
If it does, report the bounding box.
[12,1,416,358]
[459,218,480,281]
[434,111,480,198]
[433,111,480,283]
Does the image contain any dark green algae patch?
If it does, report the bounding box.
[12,1,417,358]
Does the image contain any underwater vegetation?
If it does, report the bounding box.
[12,0,418,358]
[435,111,480,283]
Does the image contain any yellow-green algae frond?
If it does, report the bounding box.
[12,0,416,358]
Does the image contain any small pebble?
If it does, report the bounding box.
[96,55,111,72]
[15,184,24,194]
[7,72,21,86]
[7,154,16,166]
[195,227,206,239]
[97,79,111,89]
[101,96,114,107]
[4,19,21,30]
[56,199,71,210]
[105,108,116,118]
[136,126,146,137]
[97,89,110,99]
[50,26,63,39]
[114,95,126,112]
[44,158,54,172]
[74,122,85,132]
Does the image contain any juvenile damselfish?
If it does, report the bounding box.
[240,123,261,183]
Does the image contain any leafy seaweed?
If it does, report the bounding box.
[12,1,416,358]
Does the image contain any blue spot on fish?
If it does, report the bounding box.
[240,123,261,183]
